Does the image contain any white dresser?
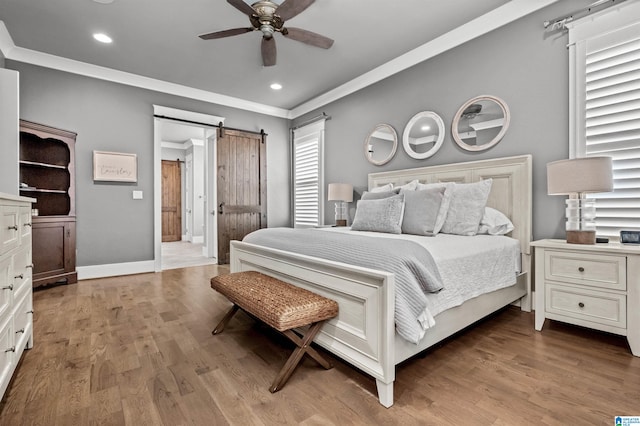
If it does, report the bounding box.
[532,239,639,357]
[0,193,34,399]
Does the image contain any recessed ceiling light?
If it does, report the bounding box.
[92,0,115,4]
[421,125,431,131]
[270,83,282,90]
[93,33,113,44]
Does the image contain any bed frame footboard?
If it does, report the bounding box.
[230,241,397,407]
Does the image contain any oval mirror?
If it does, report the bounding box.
[402,111,445,160]
[365,124,398,166]
[452,95,510,152]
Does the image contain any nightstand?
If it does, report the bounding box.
[532,239,639,357]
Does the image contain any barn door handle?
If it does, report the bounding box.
[218,202,225,215]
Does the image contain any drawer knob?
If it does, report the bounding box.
[14,274,24,280]
[1,285,13,291]
[26,264,34,269]
[578,267,585,272]
[578,302,585,308]
[15,329,24,335]
[4,347,15,353]
[23,223,32,227]
[7,225,18,231]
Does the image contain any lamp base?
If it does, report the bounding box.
[335,219,347,227]
[566,230,596,244]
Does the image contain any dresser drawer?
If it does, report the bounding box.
[545,250,626,291]
[19,207,32,241]
[13,289,32,355]
[546,283,626,329]
[0,317,14,398]
[0,257,11,321]
[0,206,20,256]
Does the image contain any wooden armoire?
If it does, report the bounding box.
[18,120,77,287]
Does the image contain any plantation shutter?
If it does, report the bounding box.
[571,16,640,238]
[292,120,325,228]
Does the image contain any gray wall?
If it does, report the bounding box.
[0,68,19,195]
[6,61,290,267]
[294,1,593,240]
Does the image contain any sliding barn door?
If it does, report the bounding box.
[216,129,267,264]
[161,160,182,242]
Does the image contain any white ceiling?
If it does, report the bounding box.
[0,0,557,117]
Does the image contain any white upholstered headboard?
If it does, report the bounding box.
[368,155,532,255]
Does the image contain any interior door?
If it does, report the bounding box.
[216,128,267,264]
[161,160,182,242]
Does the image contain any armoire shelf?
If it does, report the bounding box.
[19,120,77,287]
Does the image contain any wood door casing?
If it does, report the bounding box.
[217,129,267,264]
[162,160,182,242]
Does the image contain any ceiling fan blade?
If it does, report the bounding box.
[227,0,256,16]
[262,36,277,66]
[199,27,253,40]
[276,0,315,21]
[283,27,333,49]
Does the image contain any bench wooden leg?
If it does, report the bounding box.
[269,321,331,393]
[212,304,239,335]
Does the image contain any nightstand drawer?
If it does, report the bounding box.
[545,250,626,291]
[546,283,626,329]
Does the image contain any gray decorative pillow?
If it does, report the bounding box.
[441,179,493,236]
[361,188,400,200]
[351,194,405,234]
[415,181,453,234]
[400,187,445,236]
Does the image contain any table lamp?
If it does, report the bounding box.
[547,156,613,244]
[327,183,353,227]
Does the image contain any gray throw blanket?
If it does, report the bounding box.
[243,228,444,344]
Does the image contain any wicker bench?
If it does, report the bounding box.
[210,271,339,392]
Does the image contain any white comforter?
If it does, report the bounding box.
[322,227,521,339]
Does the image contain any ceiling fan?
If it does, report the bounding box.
[199,0,334,67]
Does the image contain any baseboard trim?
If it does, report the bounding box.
[192,235,204,244]
[77,260,155,280]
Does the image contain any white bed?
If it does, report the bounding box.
[230,154,532,407]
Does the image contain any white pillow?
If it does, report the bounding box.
[361,188,400,200]
[440,179,493,236]
[351,194,405,234]
[370,183,394,193]
[477,207,514,235]
[400,187,445,236]
[415,181,453,234]
[396,180,418,191]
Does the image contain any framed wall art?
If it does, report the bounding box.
[93,150,138,182]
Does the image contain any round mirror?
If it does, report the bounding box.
[365,124,398,166]
[402,111,445,160]
[452,95,510,152]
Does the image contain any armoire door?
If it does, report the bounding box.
[216,129,267,264]
[161,160,182,242]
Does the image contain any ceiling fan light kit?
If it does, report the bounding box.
[199,0,334,66]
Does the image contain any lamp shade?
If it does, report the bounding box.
[547,157,613,195]
[327,183,353,202]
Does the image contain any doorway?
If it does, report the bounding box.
[153,105,225,271]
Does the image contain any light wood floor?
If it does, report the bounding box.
[161,241,216,270]
[1,265,638,425]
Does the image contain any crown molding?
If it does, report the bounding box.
[0,22,289,119]
[289,0,559,118]
[2,1,558,121]
[0,21,16,58]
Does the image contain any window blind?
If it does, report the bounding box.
[292,120,325,228]
[583,33,640,237]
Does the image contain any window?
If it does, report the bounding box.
[292,119,325,228]
[569,4,640,238]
